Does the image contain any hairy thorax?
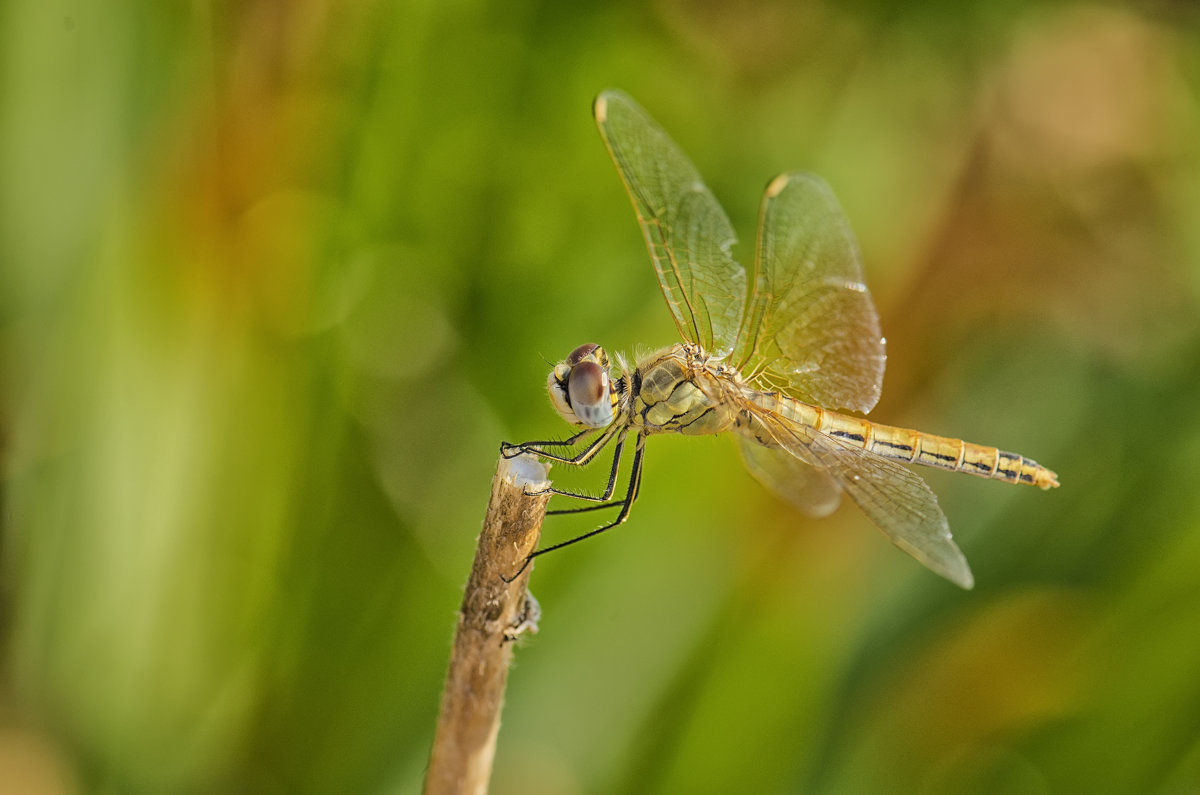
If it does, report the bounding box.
[629,343,746,436]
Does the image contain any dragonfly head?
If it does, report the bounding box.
[548,343,617,429]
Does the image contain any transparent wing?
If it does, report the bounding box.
[594,90,746,357]
[744,401,973,589]
[733,172,887,414]
[736,436,842,518]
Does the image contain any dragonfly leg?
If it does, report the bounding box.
[546,499,626,516]
[500,424,623,498]
[501,424,618,467]
[544,428,627,505]
[503,433,646,582]
[500,426,597,459]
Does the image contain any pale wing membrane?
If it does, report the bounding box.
[594,90,746,357]
[736,436,842,518]
[820,436,973,589]
[735,172,887,414]
[743,400,973,588]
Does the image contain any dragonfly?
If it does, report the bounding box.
[502,89,1058,588]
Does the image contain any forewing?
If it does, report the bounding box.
[594,90,746,357]
[747,405,973,588]
[736,436,842,518]
[734,172,887,413]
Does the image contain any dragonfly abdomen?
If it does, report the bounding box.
[766,395,1059,490]
[867,421,1057,489]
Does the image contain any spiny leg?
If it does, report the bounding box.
[545,426,637,514]
[500,426,597,459]
[503,433,646,582]
[502,423,620,468]
[538,433,645,554]
[547,499,627,516]
[543,427,628,504]
[502,423,625,500]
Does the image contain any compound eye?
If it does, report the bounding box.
[567,360,613,427]
[566,343,599,366]
[567,361,605,406]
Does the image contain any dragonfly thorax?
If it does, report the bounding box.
[547,343,620,429]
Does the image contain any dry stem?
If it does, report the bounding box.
[423,453,550,795]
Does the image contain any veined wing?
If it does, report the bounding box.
[733,172,887,414]
[594,90,746,357]
[744,399,973,589]
[736,437,842,518]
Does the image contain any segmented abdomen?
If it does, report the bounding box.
[753,392,1059,490]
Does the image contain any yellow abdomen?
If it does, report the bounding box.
[755,392,1059,489]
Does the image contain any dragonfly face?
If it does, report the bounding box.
[547,343,618,429]
[501,90,1058,589]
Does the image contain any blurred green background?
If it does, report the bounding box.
[2,1,1200,793]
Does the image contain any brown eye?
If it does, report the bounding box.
[567,360,614,428]
[568,361,606,406]
[566,343,599,366]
